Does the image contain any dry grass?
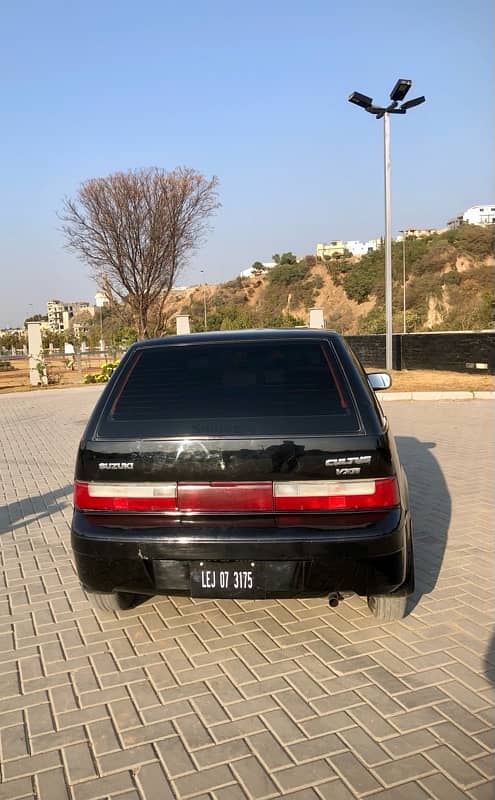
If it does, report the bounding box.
[384,369,493,392]
[0,356,108,394]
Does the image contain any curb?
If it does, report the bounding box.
[0,384,104,400]
[380,391,494,401]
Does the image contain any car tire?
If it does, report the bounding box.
[367,593,408,621]
[89,591,136,612]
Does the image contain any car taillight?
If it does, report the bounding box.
[273,478,399,510]
[73,481,177,511]
[74,477,398,513]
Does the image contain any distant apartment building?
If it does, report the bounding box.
[448,204,495,229]
[316,241,346,259]
[346,239,382,256]
[47,299,93,332]
[316,239,380,260]
[396,227,447,241]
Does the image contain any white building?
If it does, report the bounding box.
[316,239,381,259]
[345,239,381,257]
[463,205,495,226]
[448,204,495,229]
[240,261,277,278]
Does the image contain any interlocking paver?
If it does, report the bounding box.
[262,708,304,744]
[302,710,355,737]
[329,750,382,794]
[420,772,476,800]
[63,742,97,783]
[0,776,34,800]
[3,750,62,781]
[134,762,175,800]
[248,730,293,770]
[71,771,135,800]
[382,728,438,757]
[374,752,435,785]
[289,732,345,763]
[316,778,356,800]
[173,764,234,798]
[425,745,485,787]
[432,720,488,758]
[364,783,431,800]
[0,391,494,798]
[36,767,70,800]
[338,727,390,765]
[273,758,333,793]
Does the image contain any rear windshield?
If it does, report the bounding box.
[97,339,360,438]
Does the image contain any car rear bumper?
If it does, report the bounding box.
[71,509,411,598]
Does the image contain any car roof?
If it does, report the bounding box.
[128,329,341,350]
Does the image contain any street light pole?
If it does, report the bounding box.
[348,79,425,371]
[383,112,392,369]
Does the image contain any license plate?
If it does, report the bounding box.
[190,561,264,598]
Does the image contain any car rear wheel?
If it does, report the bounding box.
[367,593,408,621]
[368,525,414,621]
[88,591,136,612]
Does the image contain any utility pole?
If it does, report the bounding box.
[200,270,208,331]
[399,230,407,333]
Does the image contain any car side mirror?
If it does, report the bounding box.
[367,372,392,391]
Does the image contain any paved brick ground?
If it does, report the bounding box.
[0,387,493,800]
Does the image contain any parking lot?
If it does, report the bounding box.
[0,387,493,800]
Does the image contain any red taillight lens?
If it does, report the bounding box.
[273,478,399,511]
[177,482,273,512]
[73,481,177,512]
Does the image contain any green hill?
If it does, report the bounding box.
[167,225,494,334]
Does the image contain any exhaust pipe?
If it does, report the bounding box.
[328,592,340,608]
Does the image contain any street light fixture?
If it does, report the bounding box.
[348,91,373,110]
[348,78,425,370]
[400,96,426,111]
[390,79,412,103]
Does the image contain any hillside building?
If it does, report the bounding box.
[240,261,277,278]
[316,239,381,259]
[448,204,495,229]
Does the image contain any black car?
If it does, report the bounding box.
[71,329,414,621]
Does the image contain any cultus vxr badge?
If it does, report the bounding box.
[325,455,372,476]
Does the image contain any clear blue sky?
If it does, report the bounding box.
[0,0,492,326]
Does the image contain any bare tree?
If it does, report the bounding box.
[60,167,220,338]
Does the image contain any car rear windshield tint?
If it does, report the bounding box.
[97,339,360,438]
